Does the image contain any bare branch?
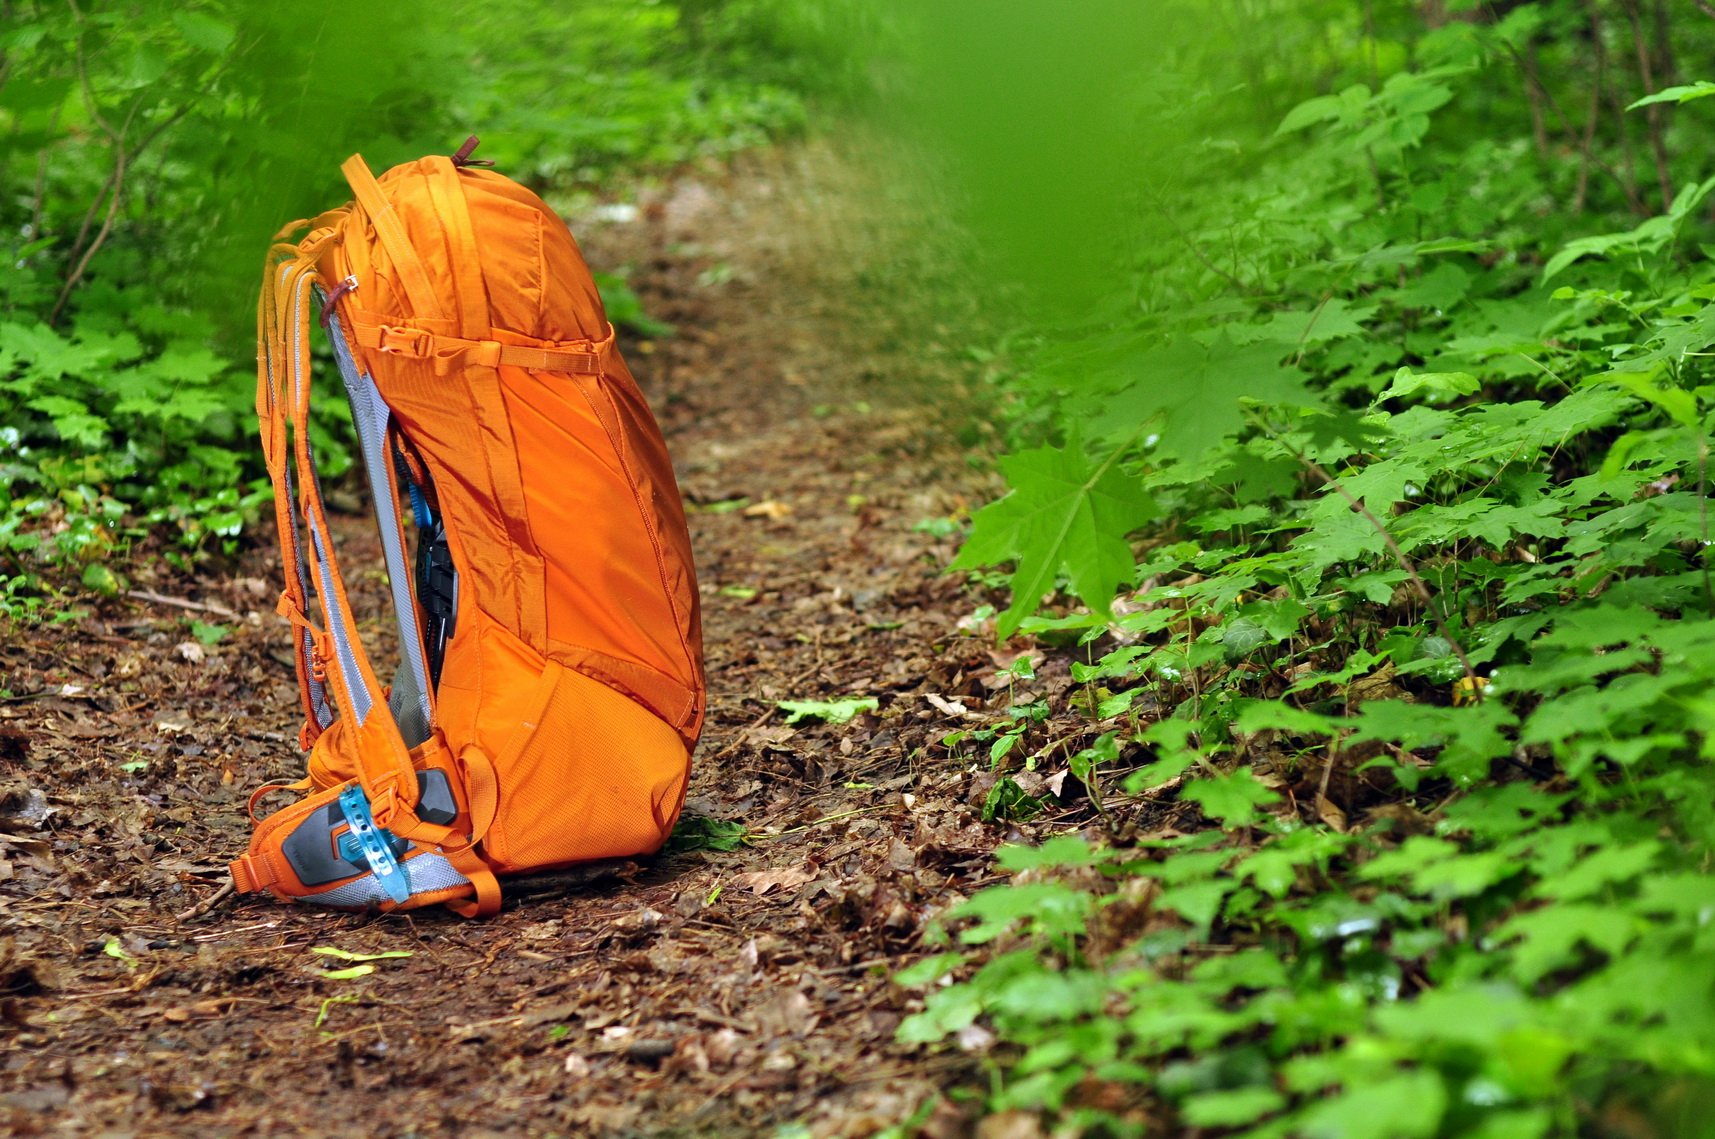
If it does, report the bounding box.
[1622,0,1675,211]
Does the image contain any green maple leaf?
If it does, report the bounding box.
[952,441,1156,636]
[1089,333,1309,461]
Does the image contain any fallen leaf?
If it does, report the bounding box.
[728,866,816,896]
[956,1023,996,1053]
[977,1111,1047,1139]
[1452,675,1490,706]
[1315,794,1348,833]
[705,1028,743,1066]
[777,696,878,725]
[103,937,139,968]
[610,907,667,932]
[925,693,974,718]
[752,990,818,1037]
[153,712,194,735]
[742,500,792,520]
[311,946,413,963]
[174,641,205,664]
[317,964,377,981]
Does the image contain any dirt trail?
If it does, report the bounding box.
[0,147,1069,1137]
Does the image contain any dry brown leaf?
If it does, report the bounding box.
[751,989,818,1037]
[1315,794,1349,833]
[924,693,975,718]
[729,866,816,896]
[977,1111,1047,1139]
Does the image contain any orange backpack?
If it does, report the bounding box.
[229,140,704,916]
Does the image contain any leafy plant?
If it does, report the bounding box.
[898,1,1715,1134]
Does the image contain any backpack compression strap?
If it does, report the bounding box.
[339,155,444,323]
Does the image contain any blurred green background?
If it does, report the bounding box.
[11,4,1715,1135]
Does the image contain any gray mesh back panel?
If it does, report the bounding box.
[307,519,373,726]
[307,851,471,908]
[326,309,435,747]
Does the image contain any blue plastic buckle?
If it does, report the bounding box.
[337,785,411,905]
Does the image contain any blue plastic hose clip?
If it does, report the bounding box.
[405,480,434,530]
[337,784,411,905]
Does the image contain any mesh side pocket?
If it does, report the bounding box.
[485,661,689,874]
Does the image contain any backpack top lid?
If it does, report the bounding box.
[330,153,609,348]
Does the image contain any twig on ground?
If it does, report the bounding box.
[173,879,235,924]
[125,588,240,620]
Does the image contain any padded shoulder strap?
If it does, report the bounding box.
[341,154,444,321]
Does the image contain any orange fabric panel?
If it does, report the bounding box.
[482,660,688,874]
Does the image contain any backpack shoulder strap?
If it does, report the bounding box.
[261,238,421,824]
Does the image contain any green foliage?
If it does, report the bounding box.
[0,0,821,611]
[777,696,879,725]
[666,815,749,853]
[902,1,1715,1134]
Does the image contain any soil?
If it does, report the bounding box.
[0,146,1105,1137]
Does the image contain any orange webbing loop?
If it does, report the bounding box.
[229,853,273,894]
[349,320,612,376]
[246,777,315,823]
[443,859,502,918]
[435,745,499,856]
[341,154,443,320]
[259,252,326,744]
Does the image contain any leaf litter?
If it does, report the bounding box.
[0,146,1113,1136]
[0,150,1070,1139]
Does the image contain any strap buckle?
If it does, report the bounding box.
[337,784,411,905]
[376,325,434,358]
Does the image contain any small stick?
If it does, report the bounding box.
[125,589,240,620]
[174,879,235,924]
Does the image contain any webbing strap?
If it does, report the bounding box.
[426,155,489,341]
[341,154,444,321]
[439,745,502,917]
[350,319,613,376]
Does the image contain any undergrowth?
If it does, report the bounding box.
[894,3,1715,1136]
[0,0,824,617]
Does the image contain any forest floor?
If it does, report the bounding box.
[0,146,1117,1137]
